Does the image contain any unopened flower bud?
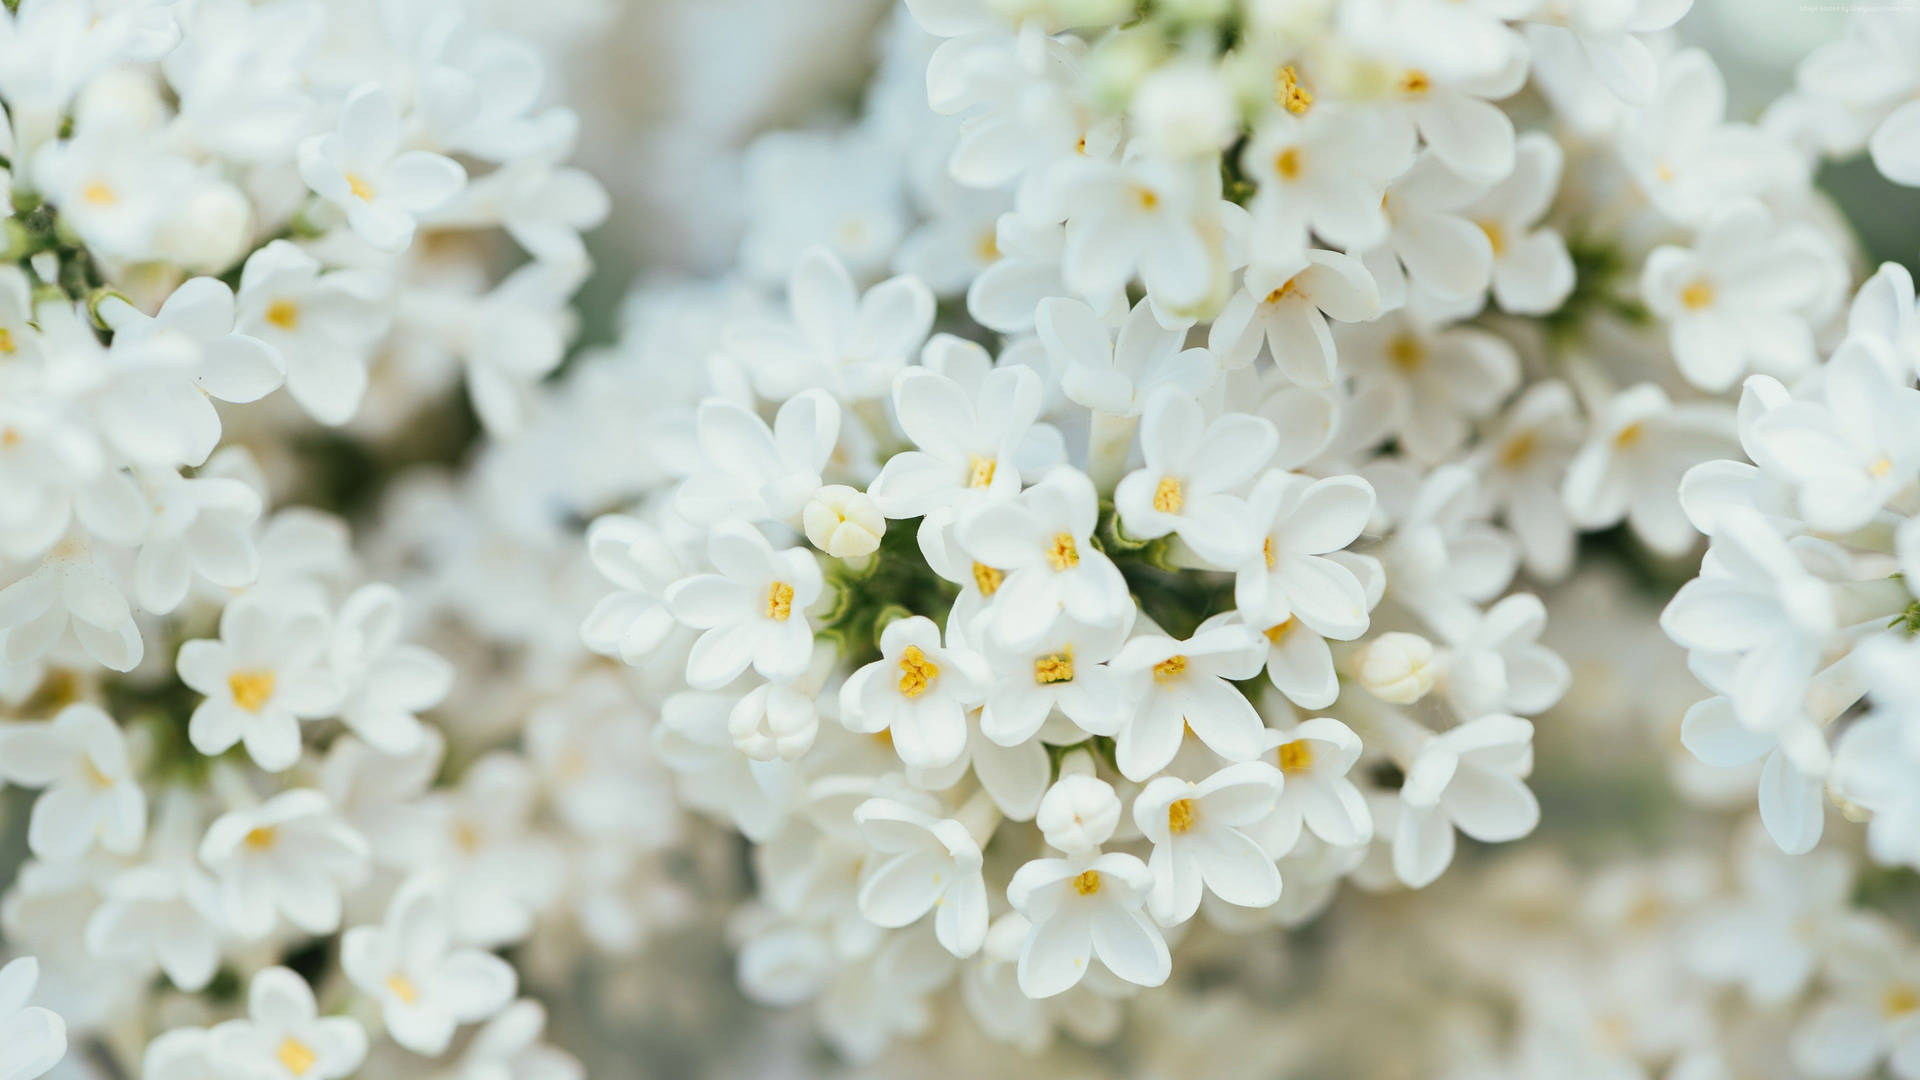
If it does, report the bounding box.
[1036,774,1120,854]
[802,485,884,559]
[729,683,818,762]
[1359,632,1438,705]
[1131,62,1238,159]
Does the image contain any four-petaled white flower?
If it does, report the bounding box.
[841,615,989,770]
[209,967,367,1080]
[342,877,518,1056]
[298,84,466,252]
[665,523,824,689]
[177,594,345,772]
[853,797,990,959]
[0,702,145,859]
[1132,762,1284,925]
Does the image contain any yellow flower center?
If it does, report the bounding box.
[765,581,795,621]
[1263,537,1276,568]
[1273,147,1302,181]
[1034,647,1075,685]
[1388,334,1424,372]
[0,327,15,354]
[2,427,19,449]
[244,826,277,850]
[1167,798,1197,834]
[1886,985,1920,1018]
[276,1037,317,1076]
[1680,280,1715,310]
[1480,220,1505,256]
[897,645,939,698]
[386,973,420,1004]
[81,181,117,206]
[1278,740,1314,773]
[1152,655,1187,685]
[1869,456,1893,478]
[1047,533,1079,571]
[1072,869,1102,896]
[1399,69,1431,96]
[1147,477,1184,516]
[345,172,376,201]
[967,454,997,489]
[1134,186,1159,211]
[1613,421,1646,449]
[974,229,1000,262]
[1276,65,1313,114]
[972,562,1003,596]
[1263,276,1304,306]
[82,755,114,789]
[1498,431,1537,469]
[228,670,276,712]
[265,299,301,331]
[1264,617,1296,644]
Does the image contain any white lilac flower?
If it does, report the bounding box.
[298,84,466,252]
[852,797,990,958]
[729,245,935,402]
[1006,847,1168,998]
[234,240,387,426]
[979,612,1134,748]
[1249,717,1373,855]
[0,703,144,859]
[959,466,1131,645]
[1131,762,1283,924]
[327,584,453,756]
[177,593,344,772]
[1206,249,1381,386]
[342,878,517,1056]
[665,522,824,689]
[1394,714,1539,888]
[0,958,64,1080]
[840,615,989,770]
[209,967,366,1080]
[674,390,841,527]
[1113,389,1276,568]
[199,790,369,938]
[1109,615,1267,780]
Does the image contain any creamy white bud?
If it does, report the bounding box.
[1359,632,1438,705]
[728,683,818,762]
[156,182,255,274]
[1131,62,1239,159]
[1036,773,1120,854]
[802,485,885,558]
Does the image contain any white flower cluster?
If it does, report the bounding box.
[567,0,1895,1056]
[0,1,621,1078]
[1661,262,1920,861]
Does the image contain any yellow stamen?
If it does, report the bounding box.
[1613,421,1646,449]
[1498,431,1537,469]
[1034,647,1075,686]
[1071,869,1102,896]
[1869,456,1893,478]
[765,581,795,621]
[1046,533,1079,571]
[1273,147,1302,181]
[1886,985,1920,1018]
[1167,798,1197,834]
[228,670,276,712]
[81,181,116,206]
[1399,69,1431,97]
[974,229,1000,262]
[1278,740,1314,773]
[1276,65,1313,115]
[1263,537,1276,568]
[0,327,15,354]
[966,454,997,489]
[1388,334,1424,372]
[1680,280,1715,311]
[972,562,1003,596]
[1134,186,1159,211]
[244,826,277,850]
[1480,220,1505,256]
[897,645,939,698]
[386,973,419,1004]
[1,427,19,448]
[276,1037,317,1076]
[1152,655,1188,685]
[1264,617,1296,644]
[265,299,301,331]
[345,173,376,201]
[1152,477,1184,514]
[1263,276,1304,306]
